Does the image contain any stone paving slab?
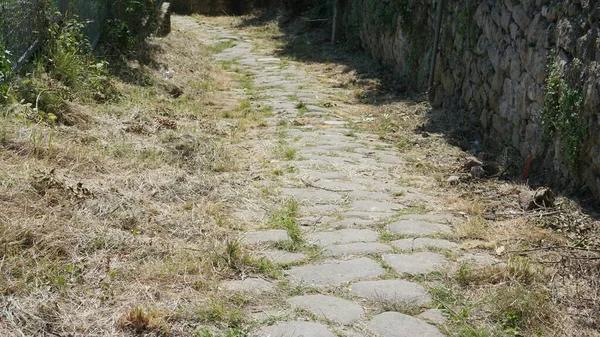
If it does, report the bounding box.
[286,258,386,286]
[391,238,460,251]
[256,321,336,337]
[293,159,340,168]
[280,188,344,204]
[222,278,274,293]
[258,250,307,264]
[368,312,444,337]
[310,180,366,192]
[298,215,335,226]
[287,294,364,324]
[241,230,291,244]
[350,280,432,306]
[398,213,460,223]
[306,229,380,246]
[382,252,447,274]
[343,211,396,220]
[418,309,448,325]
[322,242,392,257]
[322,120,347,126]
[329,218,379,228]
[350,200,405,213]
[348,190,394,201]
[376,154,406,164]
[303,204,342,215]
[304,171,347,180]
[388,220,452,236]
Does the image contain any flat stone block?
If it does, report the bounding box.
[368,312,444,337]
[286,257,386,286]
[350,200,405,213]
[307,229,379,247]
[256,321,336,337]
[388,220,452,236]
[311,180,366,192]
[305,171,347,180]
[391,238,460,251]
[343,211,396,220]
[351,280,431,306]
[222,278,274,293]
[382,252,447,274]
[418,309,448,325]
[281,188,343,204]
[330,218,379,228]
[298,215,335,226]
[259,250,307,264]
[349,190,393,201]
[287,294,364,324]
[303,204,342,214]
[398,213,459,223]
[323,242,392,257]
[241,230,290,244]
[377,154,405,164]
[322,120,347,125]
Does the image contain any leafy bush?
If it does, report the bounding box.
[13,17,115,124]
[542,57,586,170]
[103,0,160,51]
[42,18,114,98]
[0,48,11,104]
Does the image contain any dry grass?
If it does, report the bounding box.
[0,15,276,336]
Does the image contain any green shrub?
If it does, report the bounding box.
[0,48,12,104]
[42,18,113,97]
[542,57,586,170]
[12,17,115,123]
[104,0,160,51]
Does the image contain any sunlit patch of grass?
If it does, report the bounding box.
[457,216,488,240]
[268,199,304,251]
[210,40,237,54]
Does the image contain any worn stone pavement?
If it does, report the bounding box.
[184,16,501,337]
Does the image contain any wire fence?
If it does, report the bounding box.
[0,0,164,70]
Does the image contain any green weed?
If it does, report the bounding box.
[210,41,237,54]
[542,55,586,170]
[269,199,303,251]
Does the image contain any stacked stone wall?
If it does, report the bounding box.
[343,0,600,198]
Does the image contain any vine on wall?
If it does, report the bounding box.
[542,57,587,171]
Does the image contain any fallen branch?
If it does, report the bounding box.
[524,210,561,217]
[508,245,600,254]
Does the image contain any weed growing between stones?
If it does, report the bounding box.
[269,199,305,251]
[210,40,238,54]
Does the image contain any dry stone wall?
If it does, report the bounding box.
[343,0,600,199]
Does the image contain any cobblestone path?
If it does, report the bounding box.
[187,17,501,337]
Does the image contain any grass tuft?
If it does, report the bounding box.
[118,305,169,335]
[268,199,304,251]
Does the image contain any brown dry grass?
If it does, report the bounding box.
[0,15,277,336]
